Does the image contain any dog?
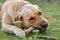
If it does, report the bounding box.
[1,0,48,38]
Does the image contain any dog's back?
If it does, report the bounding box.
[1,0,29,19]
[6,0,24,1]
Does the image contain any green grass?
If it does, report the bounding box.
[0,0,60,40]
[0,0,5,3]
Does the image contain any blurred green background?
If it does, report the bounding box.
[0,0,60,40]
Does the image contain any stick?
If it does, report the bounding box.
[32,35,57,40]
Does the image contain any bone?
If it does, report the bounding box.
[25,27,34,34]
[14,21,34,35]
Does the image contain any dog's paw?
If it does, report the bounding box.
[15,29,26,38]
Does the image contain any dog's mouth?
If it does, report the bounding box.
[35,22,48,32]
[35,27,47,32]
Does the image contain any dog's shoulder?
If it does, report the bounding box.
[1,0,30,18]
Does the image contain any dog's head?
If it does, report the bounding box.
[15,4,48,32]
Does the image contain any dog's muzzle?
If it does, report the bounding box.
[40,21,48,32]
[41,21,48,28]
[36,21,48,32]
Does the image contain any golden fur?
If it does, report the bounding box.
[1,0,48,38]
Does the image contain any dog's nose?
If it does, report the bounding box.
[41,21,48,28]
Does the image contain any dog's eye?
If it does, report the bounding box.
[30,17,35,20]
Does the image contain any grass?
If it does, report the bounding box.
[0,0,5,3]
[0,0,60,40]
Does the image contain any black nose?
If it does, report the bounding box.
[41,21,48,28]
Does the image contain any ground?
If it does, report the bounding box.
[0,0,60,40]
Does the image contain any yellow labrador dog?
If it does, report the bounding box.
[1,0,48,38]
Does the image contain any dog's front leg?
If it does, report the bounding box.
[1,13,26,38]
[2,24,26,38]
